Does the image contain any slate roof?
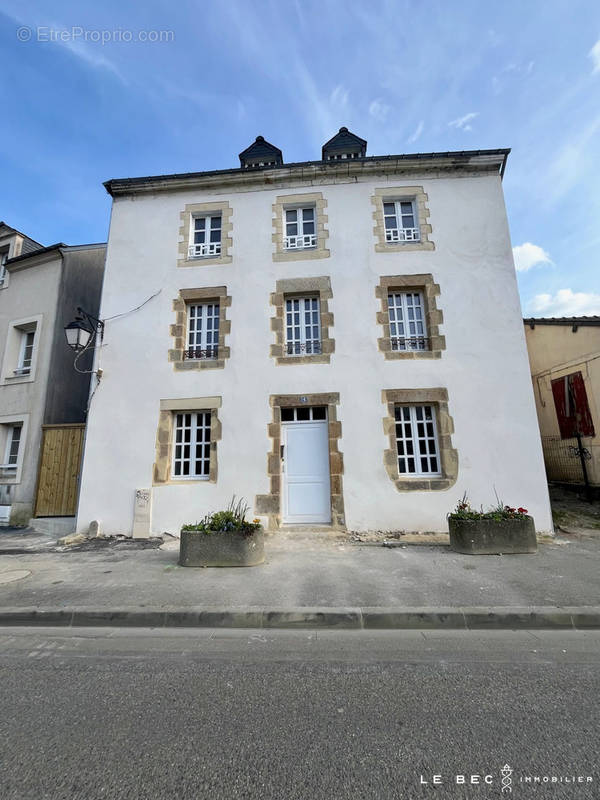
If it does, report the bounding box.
[322,126,367,159]
[238,135,283,167]
[524,316,600,327]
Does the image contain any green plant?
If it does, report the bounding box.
[181,495,262,536]
[448,491,529,521]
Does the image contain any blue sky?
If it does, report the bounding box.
[2,0,599,317]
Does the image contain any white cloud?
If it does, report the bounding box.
[448,112,479,132]
[512,242,552,272]
[529,289,600,317]
[589,40,600,74]
[368,98,391,123]
[407,120,424,144]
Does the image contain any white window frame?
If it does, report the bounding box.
[188,214,222,259]
[15,329,35,375]
[284,206,317,250]
[383,199,420,243]
[388,291,428,351]
[285,296,322,356]
[1,424,22,473]
[0,414,28,483]
[185,303,220,360]
[394,405,441,477]
[171,411,211,480]
[0,249,8,286]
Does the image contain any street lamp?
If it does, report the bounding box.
[64,307,104,353]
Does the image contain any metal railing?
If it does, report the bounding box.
[385,227,420,243]
[183,346,219,360]
[541,435,592,484]
[284,234,317,250]
[188,242,221,258]
[391,336,429,351]
[285,341,322,356]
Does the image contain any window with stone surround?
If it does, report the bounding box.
[169,287,231,371]
[270,276,334,365]
[272,192,329,262]
[177,202,232,267]
[172,411,211,479]
[371,186,434,252]
[186,302,220,360]
[153,397,221,485]
[285,296,321,356]
[284,206,316,251]
[382,389,458,491]
[376,274,445,359]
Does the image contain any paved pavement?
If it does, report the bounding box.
[0,626,598,799]
[0,528,598,611]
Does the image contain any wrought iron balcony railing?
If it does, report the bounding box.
[285,341,322,356]
[390,336,429,351]
[188,242,221,258]
[183,346,219,360]
[284,233,317,250]
[385,227,420,243]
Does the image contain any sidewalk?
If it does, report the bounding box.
[0,524,599,628]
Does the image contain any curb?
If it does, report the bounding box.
[0,606,600,630]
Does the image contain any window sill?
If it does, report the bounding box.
[3,373,34,385]
[275,354,331,366]
[178,255,232,268]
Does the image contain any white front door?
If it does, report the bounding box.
[282,419,331,524]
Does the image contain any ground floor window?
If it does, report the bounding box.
[172,412,211,479]
[394,405,441,476]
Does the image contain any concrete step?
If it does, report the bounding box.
[31,517,76,537]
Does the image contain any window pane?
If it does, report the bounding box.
[312,406,326,420]
[281,408,294,421]
[286,209,297,222]
[296,407,310,421]
[302,208,314,221]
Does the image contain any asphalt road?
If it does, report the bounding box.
[0,627,598,800]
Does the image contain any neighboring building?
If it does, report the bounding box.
[0,222,43,286]
[524,316,600,487]
[0,236,106,525]
[75,129,553,538]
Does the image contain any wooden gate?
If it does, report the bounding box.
[34,424,85,517]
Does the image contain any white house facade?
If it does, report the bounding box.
[75,129,553,537]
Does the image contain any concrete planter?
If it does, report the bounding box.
[448,516,537,555]
[179,528,264,567]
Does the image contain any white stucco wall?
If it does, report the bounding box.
[76,170,553,535]
[0,256,61,521]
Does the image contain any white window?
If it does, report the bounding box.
[15,329,36,375]
[1,424,22,473]
[185,303,220,359]
[172,412,211,479]
[383,200,420,243]
[0,249,8,285]
[188,215,222,258]
[285,297,321,355]
[284,207,316,250]
[394,405,441,476]
[388,292,428,351]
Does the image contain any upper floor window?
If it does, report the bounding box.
[388,291,428,351]
[285,296,321,355]
[0,249,8,285]
[394,405,441,477]
[551,372,595,439]
[16,328,36,376]
[185,303,220,360]
[2,423,22,473]
[172,411,211,479]
[383,200,420,243]
[284,207,316,250]
[189,215,222,259]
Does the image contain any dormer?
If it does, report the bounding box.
[322,127,367,161]
[239,136,283,169]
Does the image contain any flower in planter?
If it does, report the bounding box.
[448,492,530,521]
[181,496,262,536]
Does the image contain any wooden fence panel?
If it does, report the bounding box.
[34,424,85,517]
